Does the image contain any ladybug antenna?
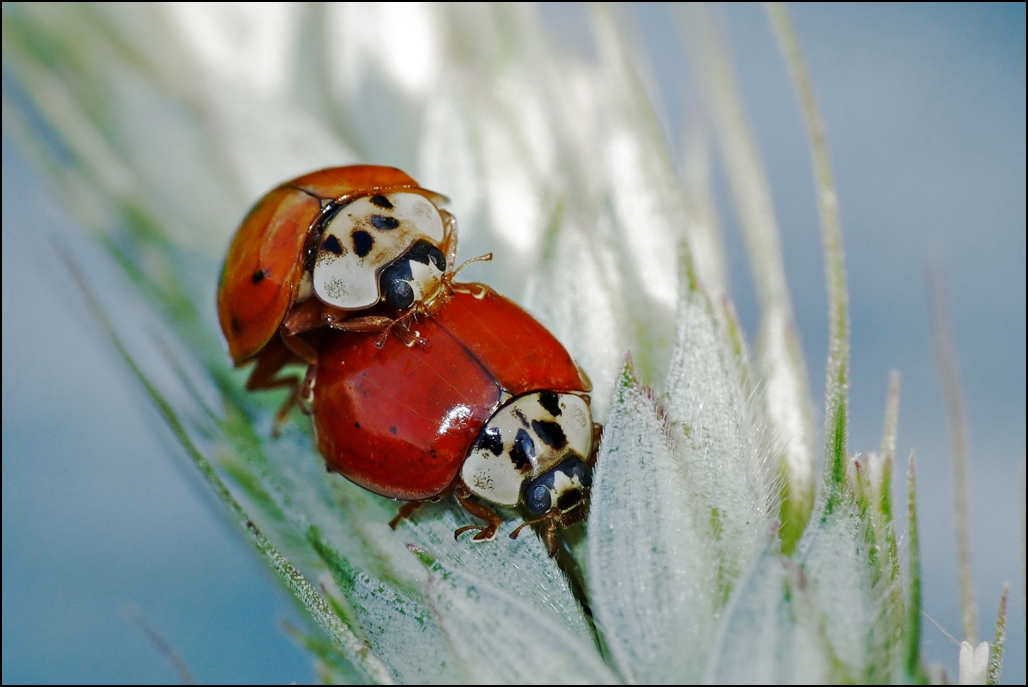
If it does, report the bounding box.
[451,252,493,279]
[438,253,492,303]
[509,511,556,540]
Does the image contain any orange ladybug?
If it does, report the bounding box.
[217,166,469,426]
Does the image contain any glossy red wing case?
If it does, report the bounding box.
[311,287,589,500]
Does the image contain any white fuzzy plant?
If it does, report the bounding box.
[1,3,1010,684]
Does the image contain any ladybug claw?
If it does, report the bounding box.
[453,524,497,542]
[473,527,496,542]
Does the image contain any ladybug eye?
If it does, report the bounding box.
[524,482,552,516]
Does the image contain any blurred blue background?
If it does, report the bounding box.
[3,3,1024,683]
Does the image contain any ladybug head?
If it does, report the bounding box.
[512,457,592,556]
[379,240,448,311]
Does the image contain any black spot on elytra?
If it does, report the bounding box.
[390,425,398,435]
[370,194,394,209]
[230,317,242,333]
[532,419,568,450]
[251,269,267,285]
[322,234,344,256]
[537,390,561,417]
[370,214,400,230]
[477,427,504,456]
[510,429,536,469]
[354,422,361,429]
[352,230,374,257]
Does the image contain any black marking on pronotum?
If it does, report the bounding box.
[477,427,504,456]
[407,241,447,271]
[380,258,415,310]
[322,234,344,256]
[537,390,561,417]
[510,428,536,469]
[230,317,242,333]
[369,194,394,209]
[514,408,530,428]
[557,490,583,511]
[532,419,568,450]
[370,214,401,230]
[557,457,593,488]
[352,230,374,257]
[251,269,267,285]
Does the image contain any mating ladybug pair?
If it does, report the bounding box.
[217,166,597,556]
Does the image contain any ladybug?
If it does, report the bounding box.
[309,285,597,557]
[217,166,469,424]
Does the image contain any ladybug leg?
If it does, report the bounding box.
[453,482,503,542]
[295,364,316,416]
[281,299,326,338]
[377,309,430,349]
[541,521,559,558]
[388,500,425,530]
[281,332,318,366]
[439,209,460,271]
[323,313,395,333]
[243,338,305,437]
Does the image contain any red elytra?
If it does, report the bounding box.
[312,286,588,499]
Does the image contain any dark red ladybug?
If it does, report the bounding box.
[309,285,597,557]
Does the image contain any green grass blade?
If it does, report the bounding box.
[766,3,849,511]
[986,583,1009,685]
[929,267,978,642]
[905,452,928,683]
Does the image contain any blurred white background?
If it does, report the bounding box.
[3,3,1024,683]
